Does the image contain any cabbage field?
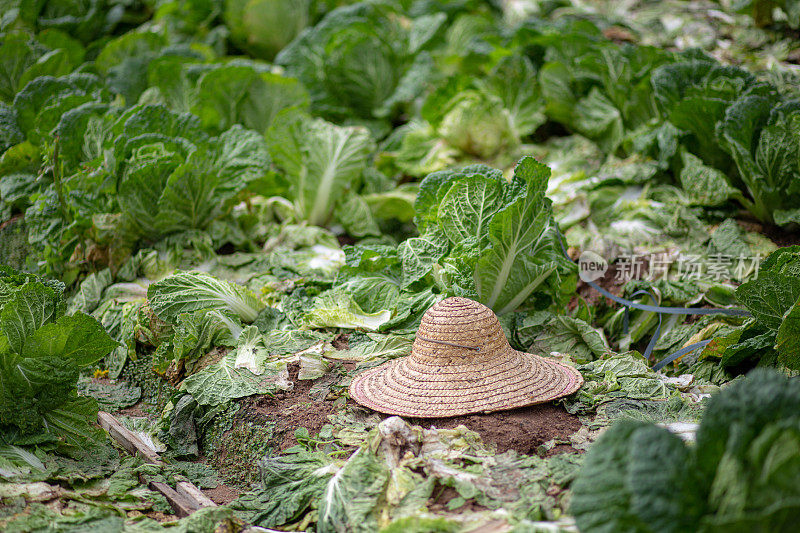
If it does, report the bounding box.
[2,0,800,531]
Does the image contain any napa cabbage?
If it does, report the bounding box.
[571,369,800,533]
[225,0,311,60]
[266,112,375,226]
[718,97,800,226]
[702,246,800,371]
[147,270,266,324]
[421,54,545,160]
[0,267,118,447]
[275,1,444,124]
[405,157,575,315]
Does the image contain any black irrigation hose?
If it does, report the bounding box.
[624,289,662,361]
[551,220,751,372]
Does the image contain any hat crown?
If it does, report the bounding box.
[412,297,510,362]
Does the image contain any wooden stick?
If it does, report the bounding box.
[97,411,217,515]
[138,474,198,518]
[177,481,217,508]
[97,411,163,466]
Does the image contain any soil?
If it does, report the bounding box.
[336,234,357,247]
[142,510,176,523]
[603,26,637,43]
[215,242,236,255]
[248,363,341,451]
[571,260,626,310]
[737,219,800,248]
[331,333,350,350]
[408,403,582,455]
[227,362,582,456]
[209,363,346,487]
[202,484,241,505]
[0,212,22,232]
[114,401,149,418]
[429,485,488,513]
[210,361,582,488]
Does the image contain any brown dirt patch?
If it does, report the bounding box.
[408,403,581,455]
[331,333,350,350]
[202,484,241,505]
[738,219,800,248]
[429,485,488,513]
[603,26,637,43]
[336,235,357,247]
[237,364,581,456]
[545,443,580,457]
[210,364,346,487]
[141,510,176,523]
[571,261,626,310]
[0,213,22,232]
[114,401,149,418]
[210,364,580,486]
[249,363,340,451]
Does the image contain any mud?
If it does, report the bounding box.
[738,219,800,248]
[202,484,241,505]
[331,332,350,350]
[248,364,341,451]
[408,402,582,455]
[429,485,488,513]
[572,261,626,310]
[114,402,149,418]
[251,362,580,454]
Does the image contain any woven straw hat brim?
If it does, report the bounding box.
[349,346,584,418]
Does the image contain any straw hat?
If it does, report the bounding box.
[349,297,584,418]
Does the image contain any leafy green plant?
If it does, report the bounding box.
[571,368,800,532]
[13,71,111,146]
[718,97,800,226]
[225,0,311,60]
[0,266,117,448]
[652,58,770,172]
[230,447,336,527]
[147,270,266,324]
[419,53,545,160]
[305,157,575,335]
[114,113,271,241]
[275,1,445,125]
[727,0,800,28]
[18,101,273,272]
[535,20,675,153]
[0,31,84,103]
[697,246,800,372]
[190,63,309,134]
[266,111,375,226]
[403,156,575,315]
[15,0,114,43]
[650,57,800,227]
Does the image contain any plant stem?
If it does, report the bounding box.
[52,136,72,224]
